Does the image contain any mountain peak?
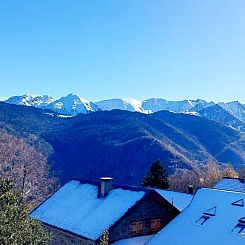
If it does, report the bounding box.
[95,98,143,112]
[5,94,54,108]
[46,94,98,116]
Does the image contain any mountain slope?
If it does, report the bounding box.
[197,105,245,131]
[218,101,245,124]
[0,102,244,185]
[41,110,245,184]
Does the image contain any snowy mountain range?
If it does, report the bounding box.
[4,94,245,130]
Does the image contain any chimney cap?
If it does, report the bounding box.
[100,177,113,181]
[188,185,194,194]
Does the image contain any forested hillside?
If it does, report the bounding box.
[0,102,244,186]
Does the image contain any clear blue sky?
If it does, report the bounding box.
[0,0,244,102]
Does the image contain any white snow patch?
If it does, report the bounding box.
[56,114,73,118]
[43,112,55,117]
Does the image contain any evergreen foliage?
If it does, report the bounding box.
[0,179,50,245]
[142,160,169,189]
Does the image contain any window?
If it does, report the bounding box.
[232,217,245,234]
[203,206,216,216]
[231,199,244,207]
[239,217,245,224]
[196,215,210,225]
[132,222,144,235]
[196,206,217,226]
[150,219,161,232]
[232,224,245,234]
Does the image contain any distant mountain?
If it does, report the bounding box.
[4,94,245,131]
[218,101,245,124]
[197,105,245,131]
[46,94,99,116]
[6,94,99,116]
[0,102,244,185]
[5,94,54,108]
[142,98,214,113]
[190,99,216,112]
[95,98,144,112]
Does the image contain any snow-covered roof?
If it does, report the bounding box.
[155,189,193,211]
[214,177,245,193]
[146,188,245,245]
[31,180,146,240]
[112,235,154,245]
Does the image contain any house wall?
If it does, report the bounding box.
[46,226,95,245]
[108,192,179,243]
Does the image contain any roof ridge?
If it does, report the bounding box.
[155,188,193,196]
[70,178,150,193]
[199,187,245,194]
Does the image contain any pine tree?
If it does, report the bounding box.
[142,160,169,189]
[0,179,50,245]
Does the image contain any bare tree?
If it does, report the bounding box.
[169,161,239,193]
[0,130,57,208]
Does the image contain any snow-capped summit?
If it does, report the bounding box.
[5,94,54,108]
[95,98,144,113]
[218,101,245,123]
[47,93,99,116]
[142,98,195,113]
[189,99,215,112]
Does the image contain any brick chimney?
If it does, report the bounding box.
[98,177,113,198]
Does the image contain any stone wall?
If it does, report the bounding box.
[108,192,179,243]
[46,226,95,245]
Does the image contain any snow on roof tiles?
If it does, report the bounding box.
[31,180,145,240]
[146,188,245,245]
[155,189,193,211]
[214,178,245,193]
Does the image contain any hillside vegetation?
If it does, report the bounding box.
[0,102,244,186]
